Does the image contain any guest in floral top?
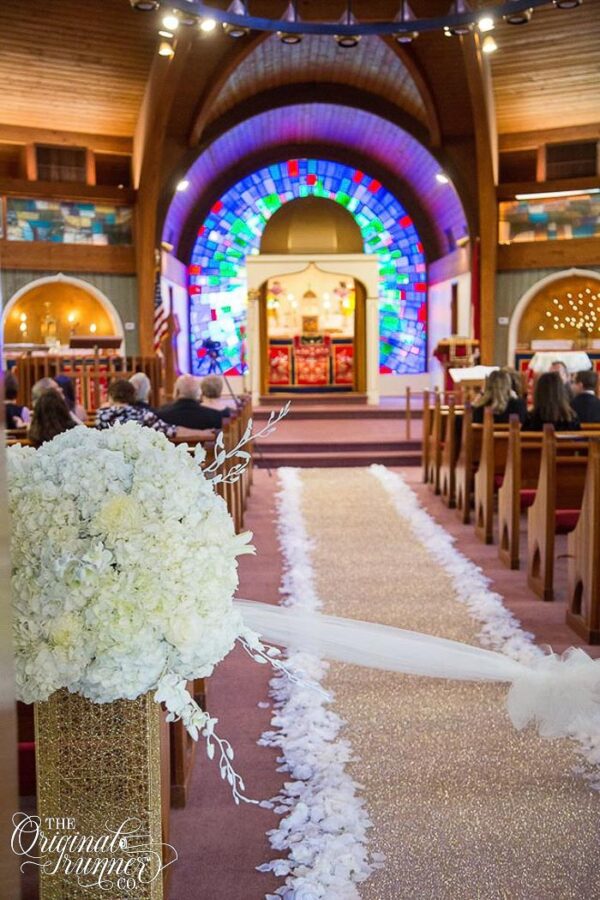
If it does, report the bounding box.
[96,379,216,441]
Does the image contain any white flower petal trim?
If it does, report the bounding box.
[371,464,600,788]
[259,468,379,898]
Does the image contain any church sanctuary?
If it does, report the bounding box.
[3,1,600,898]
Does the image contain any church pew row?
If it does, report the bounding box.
[473,409,511,544]
[497,420,543,570]
[526,428,595,603]
[439,398,464,508]
[567,438,600,644]
[454,406,484,525]
[423,392,462,495]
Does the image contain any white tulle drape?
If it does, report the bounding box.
[235,600,600,740]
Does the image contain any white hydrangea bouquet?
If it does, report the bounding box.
[7,419,289,804]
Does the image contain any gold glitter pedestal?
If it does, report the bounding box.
[35,690,163,900]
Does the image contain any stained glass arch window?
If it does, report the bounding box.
[188,158,427,375]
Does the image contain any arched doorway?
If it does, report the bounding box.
[2,274,124,350]
[508,268,600,364]
[187,158,428,379]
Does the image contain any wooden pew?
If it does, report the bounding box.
[439,398,463,508]
[454,406,484,524]
[426,397,461,496]
[527,427,589,602]
[421,390,432,483]
[497,422,544,570]
[566,438,600,643]
[473,409,510,544]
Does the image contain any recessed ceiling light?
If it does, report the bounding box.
[162,14,179,30]
[200,18,217,32]
[158,41,175,57]
[176,179,190,192]
[478,16,495,32]
[436,173,450,184]
[482,35,498,53]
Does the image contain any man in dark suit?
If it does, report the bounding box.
[571,369,600,423]
[158,374,223,430]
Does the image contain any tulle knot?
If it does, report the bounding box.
[507,648,600,738]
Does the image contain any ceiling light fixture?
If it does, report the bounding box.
[478,15,495,31]
[436,172,450,184]
[393,1,419,44]
[200,17,217,31]
[482,34,498,52]
[278,1,302,44]
[176,179,190,192]
[158,40,175,57]
[129,0,159,10]
[162,13,180,30]
[448,0,472,35]
[223,0,250,37]
[335,2,361,48]
[553,0,582,7]
[515,187,600,200]
[504,2,533,23]
[159,29,174,37]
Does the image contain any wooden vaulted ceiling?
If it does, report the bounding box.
[0,0,157,137]
[206,33,428,130]
[489,0,600,134]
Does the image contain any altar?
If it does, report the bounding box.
[246,255,380,403]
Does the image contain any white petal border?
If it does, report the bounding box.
[258,467,377,899]
[370,464,600,786]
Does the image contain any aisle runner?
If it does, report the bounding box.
[267,467,599,900]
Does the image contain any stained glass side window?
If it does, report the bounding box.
[6,198,133,245]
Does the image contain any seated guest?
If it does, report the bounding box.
[5,373,31,429]
[159,374,223,429]
[524,371,580,431]
[200,375,233,416]
[97,378,214,440]
[54,374,86,423]
[28,391,78,448]
[502,366,525,399]
[571,370,600,423]
[549,360,573,398]
[31,377,60,405]
[129,372,154,411]
[472,370,527,424]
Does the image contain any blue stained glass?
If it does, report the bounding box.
[189,159,427,375]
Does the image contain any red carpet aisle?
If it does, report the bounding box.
[168,470,285,900]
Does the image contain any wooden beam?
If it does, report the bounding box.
[498,124,600,152]
[497,238,600,271]
[0,177,135,204]
[380,37,442,148]
[497,176,600,201]
[462,33,497,364]
[0,240,136,274]
[428,247,471,285]
[0,124,133,155]
[134,31,195,355]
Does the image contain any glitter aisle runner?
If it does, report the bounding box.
[297,467,600,900]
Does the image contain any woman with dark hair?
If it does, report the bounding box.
[472,370,527,424]
[4,372,31,429]
[96,379,215,440]
[524,371,580,431]
[28,391,78,448]
[54,374,86,423]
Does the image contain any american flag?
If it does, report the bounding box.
[153,268,168,352]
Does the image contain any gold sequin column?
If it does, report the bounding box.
[35,690,164,899]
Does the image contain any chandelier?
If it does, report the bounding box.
[132,0,583,45]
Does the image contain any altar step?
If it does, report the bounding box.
[254,439,421,468]
[253,399,423,421]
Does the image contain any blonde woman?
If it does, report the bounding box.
[472,369,527,424]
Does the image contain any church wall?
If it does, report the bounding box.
[495,266,600,365]
[426,272,472,390]
[0,269,139,355]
